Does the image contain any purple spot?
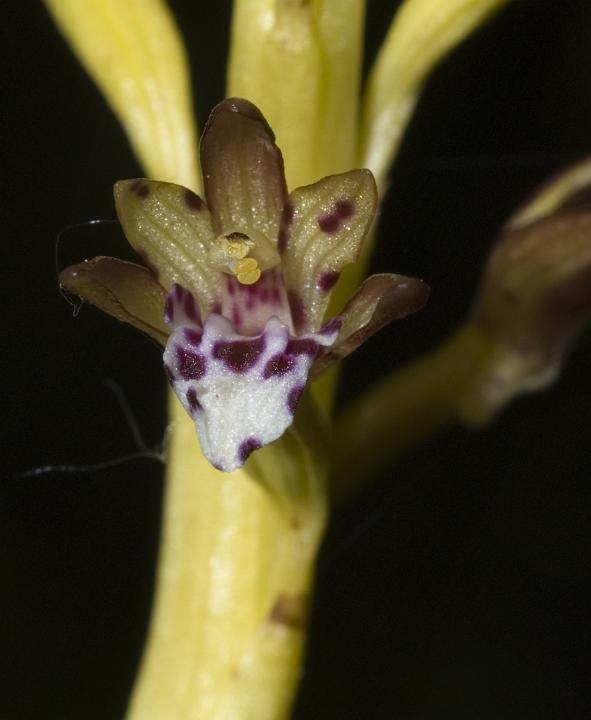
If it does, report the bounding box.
[130,180,149,198]
[259,288,269,302]
[287,385,305,415]
[335,199,354,219]
[213,336,265,373]
[164,294,174,323]
[176,346,206,380]
[186,387,201,411]
[318,271,340,292]
[318,199,355,233]
[210,301,222,314]
[286,338,318,356]
[184,188,204,211]
[239,437,262,463]
[226,277,236,296]
[263,353,295,379]
[183,328,202,345]
[288,290,307,332]
[320,316,342,336]
[318,213,340,234]
[271,287,281,303]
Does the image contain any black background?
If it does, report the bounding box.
[3,1,591,718]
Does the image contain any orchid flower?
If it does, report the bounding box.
[60,98,427,472]
[42,1,591,719]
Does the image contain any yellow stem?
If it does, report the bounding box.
[227,0,365,190]
[126,396,327,720]
[360,0,511,190]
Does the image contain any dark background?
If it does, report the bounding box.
[3,1,591,718]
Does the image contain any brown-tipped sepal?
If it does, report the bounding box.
[311,273,429,377]
[59,256,169,345]
[200,98,288,240]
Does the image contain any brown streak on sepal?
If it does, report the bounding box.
[267,593,307,630]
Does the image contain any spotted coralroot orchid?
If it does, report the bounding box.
[60,98,429,472]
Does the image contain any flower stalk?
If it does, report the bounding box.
[126,398,327,720]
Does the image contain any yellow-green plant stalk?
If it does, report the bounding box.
[44,0,200,188]
[360,0,511,190]
[42,1,569,718]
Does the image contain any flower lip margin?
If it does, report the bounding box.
[162,282,341,472]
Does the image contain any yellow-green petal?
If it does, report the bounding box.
[114,179,221,312]
[360,0,511,189]
[227,0,365,189]
[281,169,377,333]
[44,0,200,190]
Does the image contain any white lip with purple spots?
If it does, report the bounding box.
[163,284,338,472]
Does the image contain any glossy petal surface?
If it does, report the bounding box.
[280,169,377,333]
[59,256,169,344]
[114,179,220,312]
